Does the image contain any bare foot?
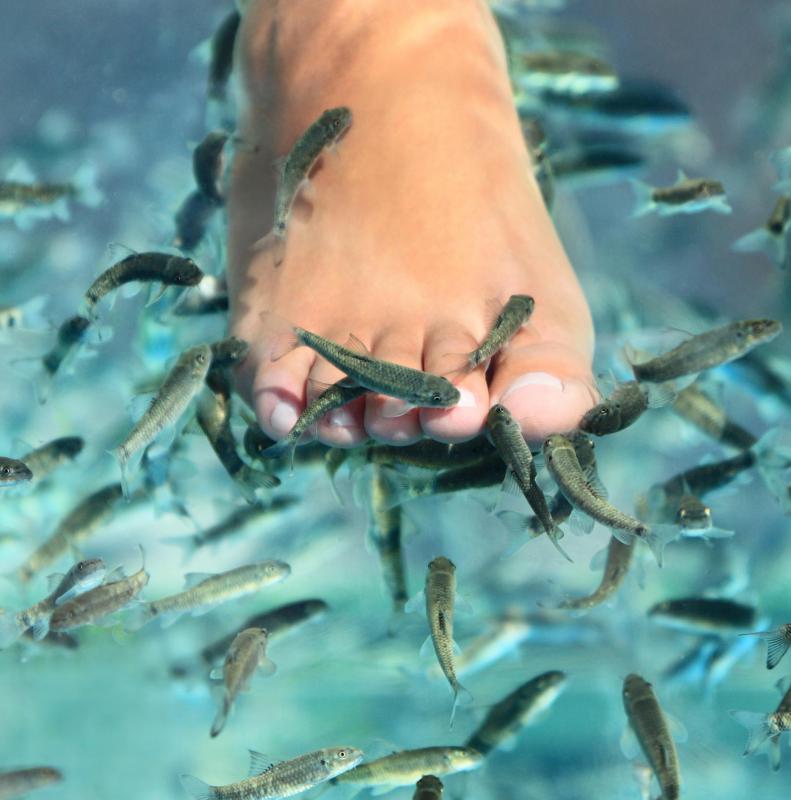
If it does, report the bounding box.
[228,0,596,448]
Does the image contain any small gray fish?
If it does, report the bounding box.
[15,483,124,583]
[487,404,569,559]
[209,335,250,372]
[49,552,149,631]
[258,107,353,259]
[516,50,618,95]
[558,536,633,611]
[521,117,554,209]
[732,707,791,770]
[173,190,220,252]
[196,372,279,502]
[199,599,328,667]
[422,556,470,724]
[671,383,756,450]
[194,130,229,203]
[733,195,791,271]
[114,343,212,491]
[84,252,203,312]
[281,324,459,411]
[0,767,63,800]
[207,10,240,102]
[648,597,756,635]
[181,746,364,800]
[740,623,791,670]
[41,314,91,379]
[0,457,32,485]
[262,381,368,468]
[412,775,443,800]
[543,434,676,564]
[631,170,730,217]
[210,627,276,737]
[628,319,782,385]
[366,436,495,471]
[334,747,482,789]
[673,491,732,539]
[622,674,681,800]
[0,557,106,646]
[128,560,290,630]
[172,274,228,316]
[467,295,534,369]
[19,436,83,484]
[465,670,567,755]
[579,380,673,436]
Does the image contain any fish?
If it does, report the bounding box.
[14,483,124,583]
[193,130,229,203]
[84,251,204,313]
[173,190,221,252]
[543,433,677,564]
[626,319,782,384]
[515,50,618,95]
[578,380,673,436]
[196,371,280,502]
[180,746,364,800]
[557,536,634,611]
[363,437,495,472]
[49,550,149,632]
[672,491,733,539]
[671,383,757,450]
[731,695,791,772]
[209,335,250,372]
[171,274,228,316]
[550,144,644,189]
[486,404,569,559]
[622,674,681,800]
[268,322,459,413]
[733,195,791,271]
[465,670,567,755]
[648,597,757,635]
[199,599,329,667]
[0,456,32,485]
[0,160,101,227]
[256,107,353,261]
[333,747,483,790]
[127,560,290,630]
[521,117,554,210]
[38,314,93,396]
[0,557,106,646]
[412,775,443,800]
[0,295,47,330]
[19,436,84,484]
[467,295,535,370]
[740,623,791,669]
[630,170,730,217]
[207,9,240,102]
[262,381,368,468]
[0,767,63,800]
[210,627,276,737]
[114,342,212,493]
[421,556,470,725]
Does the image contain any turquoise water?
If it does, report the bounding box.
[1,2,791,799]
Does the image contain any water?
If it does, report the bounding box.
[1,2,790,799]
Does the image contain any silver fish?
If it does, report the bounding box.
[733,195,791,271]
[0,767,63,800]
[193,130,229,203]
[740,623,791,670]
[631,170,730,217]
[19,436,84,484]
[557,536,633,611]
[467,295,534,369]
[671,383,756,450]
[0,457,32,486]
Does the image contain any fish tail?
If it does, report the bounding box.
[235,465,281,503]
[641,523,680,567]
[732,227,784,266]
[548,525,573,562]
[0,611,22,648]
[730,710,774,756]
[257,311,300,361]
[629,178,655,217]
[210,693,230,738]
[124,602,155,633]
[644,381,677,408]
[739,629,791,670]
[753,427,791,515]
[112,445,143,502]
[179,775,216,800]
[449,682,473,729]
[30,616,51,641]
[260,438,297,476]
[770,734,783,771]
[73,161,104,208]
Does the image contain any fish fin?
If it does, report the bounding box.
[644,381,677,408]
[698,525,735,540]
[770,734,782,771]
[620,724,641,759]
[73,161,103,208]
[257,311,300,361]
[629,178,655,217]
[642,523,680,567]
[179,775,215,800]
[210,694,230,738]
[733,227,784,264]
[740,629,791,670]
[248,750,279,776]
[159,610,183,629]
[664,711,688,743]
[675,168,689,183]
[754,427,791,515]
[589,545,608,571]
[418,634,433,659]
[455,593,474,615]
[208,667,224,680]
[567,509,595,536]
[775,676,791,695]
[711,197,732,215]
[258,657,277,676]
[362,467,416,509]
[145,282,169,308]
[729,710,773,755]
[0,613,22,648]
[379,398,416,419]
[369,786,397,797]
[235,465,281,502]
[342,333,371,356]
[45,572,65,593]
[120,281,143,299]
[102,565,127,584]
[30,617,50,641]
[183,572,214,588]
[6,159,36,182]
[622,343,653,369]
[450,684,473,729]
[404,589,425,615]
[124,603,154,633]
[113,446,144,501]
[585,473,609,501]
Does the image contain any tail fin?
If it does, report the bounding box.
[739,628,791,670]
[235,465,281,503]
[210,693,230,738]
[641,523,680,567]
[629,178,656,218]
[450,683,474,729]
[124,603,155,633]
[730,710,774,756]
[733,228,785,269]
[73,162,103,209]
[261,438,297,475]
[0,611,22,648]
[257,311,300,361]
[753,427,791,514]
[179,775,215,800]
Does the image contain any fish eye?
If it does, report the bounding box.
[1,467,10,475]
[338,750,347,758]
[196,353,208,364]
[431,392,443,403]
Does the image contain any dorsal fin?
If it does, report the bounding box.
[343,333,370,356]
[248,750,279,777]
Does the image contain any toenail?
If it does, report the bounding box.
[270,401,299,434]
[328,407,357,427]
[455,387,478,408]
[500,371,564,400]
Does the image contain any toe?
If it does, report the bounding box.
[487,331,598,444]
[419,322,488,442]
[364,327,424,445]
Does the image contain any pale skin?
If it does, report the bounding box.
[228,0,596,447]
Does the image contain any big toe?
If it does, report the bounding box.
[488,334,598,443]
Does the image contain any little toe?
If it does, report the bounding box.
[419,324,488,442]
[364,330,424,445]
[488,333,598,444]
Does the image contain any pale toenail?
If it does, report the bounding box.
[328,407,357,427]
[500,371,564,400]
[270,401,299,434]
[455,387,477,408]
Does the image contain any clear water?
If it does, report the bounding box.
[1,2,790,799]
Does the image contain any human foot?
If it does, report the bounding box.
[227,0,596,448]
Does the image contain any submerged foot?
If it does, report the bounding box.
[227,0,596,447]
